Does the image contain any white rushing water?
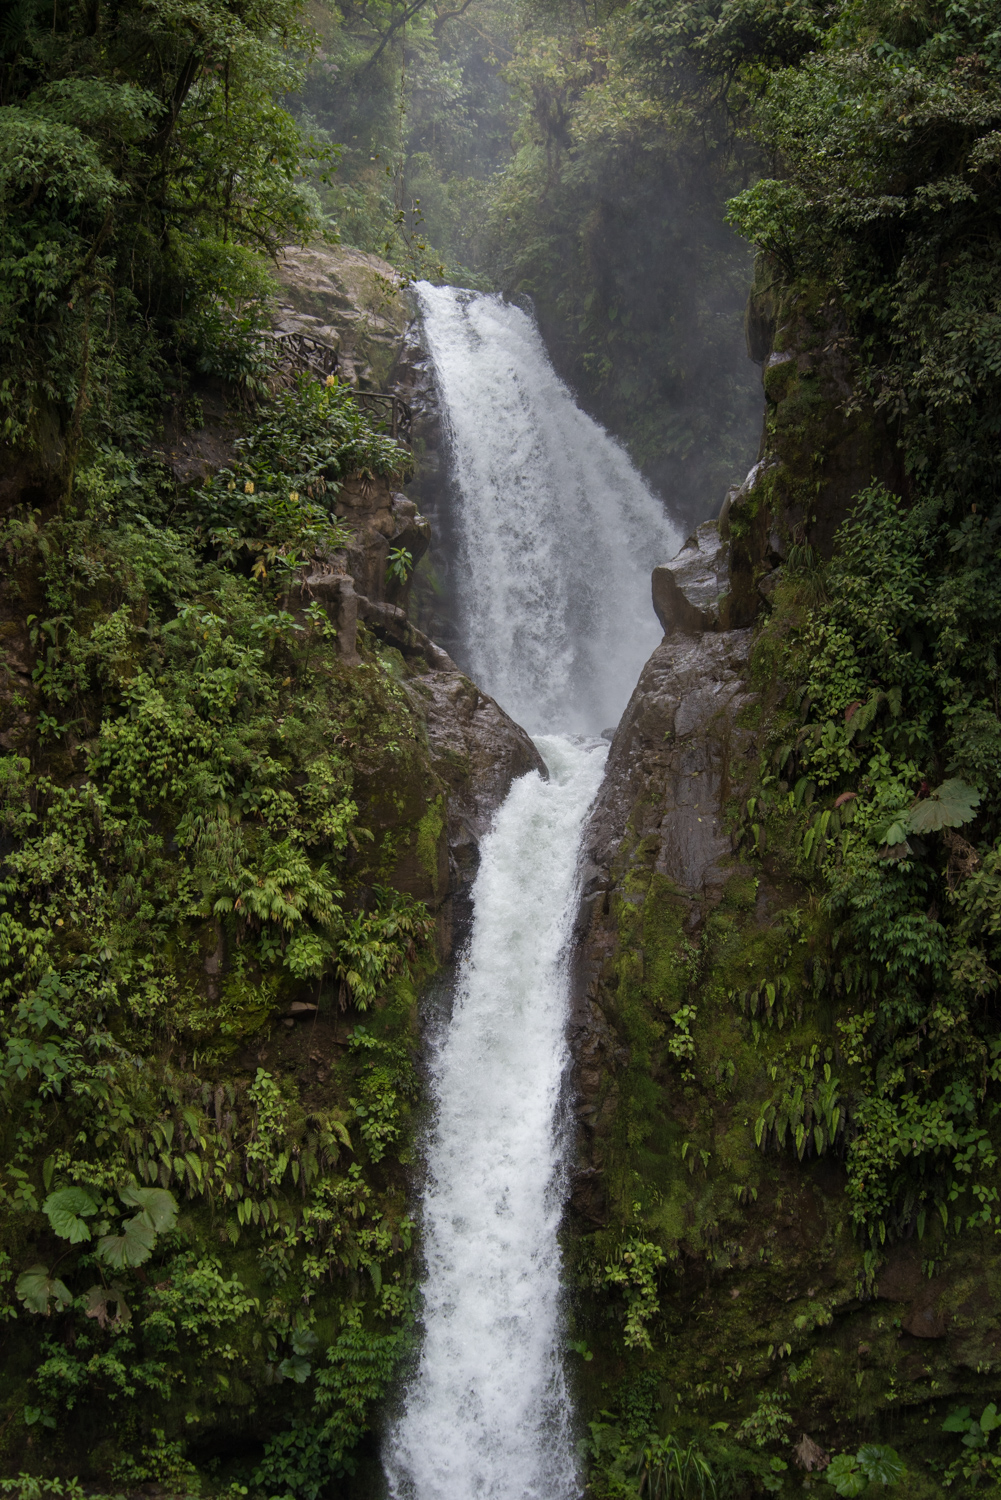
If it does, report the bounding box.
[385,288,680,1500]
[414,284,681,736]
[385,737,606,1500]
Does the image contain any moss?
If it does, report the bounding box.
[415,795,446,891]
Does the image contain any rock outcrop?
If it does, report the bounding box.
[156,244,415,485]
[569,511,764,1220]
[273,243,410,389]
[409,668,547,899]
[337,483,432,610]
[651,519,730,636]
[285,484,432,663]
[583,627,755,912]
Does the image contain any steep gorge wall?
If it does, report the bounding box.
[567,262,999,1498]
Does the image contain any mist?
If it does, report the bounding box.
[290,0,763,534]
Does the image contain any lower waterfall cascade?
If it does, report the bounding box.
[385,289,682,1499]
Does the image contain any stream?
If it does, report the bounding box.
[384,286,681,1499]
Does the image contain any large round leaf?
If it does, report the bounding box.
[857,1444,903,1485]
[96,1215,156,1269]
[43,1186,98,1243]
[824,1455,867,1497]
[119,1185,178,1234]
[15,1264,73,1315]
[909,778,980,834]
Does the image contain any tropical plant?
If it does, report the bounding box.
[824,1445,903,1496]
[941,1405,1001,1489]
[387,546,415,585]
[638,1433,717,1500]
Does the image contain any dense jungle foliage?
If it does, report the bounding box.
[728,0,1001,1276]
[0,379,442,1490]
[0,2,448,1489]
[550,0,1001,1496]
[5,0,1001,1490]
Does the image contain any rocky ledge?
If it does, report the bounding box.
[570,519,761,1218]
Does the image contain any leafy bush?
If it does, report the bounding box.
[1,0,317,451]
[824,1445,903,1496]
[0,367,434,1480]
[638,1433,717,1499]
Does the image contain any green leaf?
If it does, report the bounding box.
[290,1327,319,1357]
[908,778,980,833]
[981,1404,1001,1435]
[278,1353,312,1383]
[119,1184,178,1234]
[15,1264,73,1315]
[825,1454,866,1497]
[877,817,911,847]
[23,1405,55,1428]
[857,1443,903,1484]
[43,1185,98,1243]
[942,1406,973,1434]
[96,1214,156,1269]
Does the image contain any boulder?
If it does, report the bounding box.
[583,628,755,906]
[408,668,547,894]
[359,598,455,671]
[273,244,410,389]
[651,520,729,636]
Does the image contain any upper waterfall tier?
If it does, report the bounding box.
[415,285,682,736]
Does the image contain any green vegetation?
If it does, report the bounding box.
[0,368,440,1485]
[1,9,439,1473]
[556,0,1001,1496]
[823,1445,903,1496]
[5,0,1001,1490]
[0,0,334,456]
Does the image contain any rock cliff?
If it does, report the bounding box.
[154,244,535,944]
[567,263,997,1497]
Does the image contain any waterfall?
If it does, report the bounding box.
[413,285,681,736]
[384,288,681,1500]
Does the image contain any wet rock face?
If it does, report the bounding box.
[584,628,755,907]
[273,244,410,389]
[651,520,730,636]
[335,480,431,608]
[387,318,462,655]
[570,575,760,1224]
[408,667,547,897]
[286,483,431,664]
[570,509,764,1228]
